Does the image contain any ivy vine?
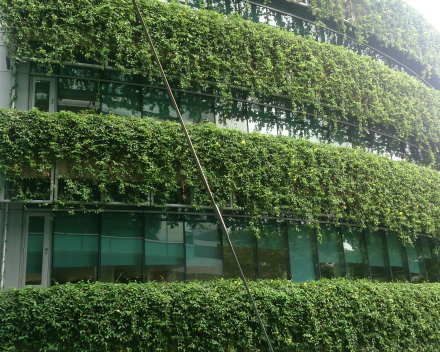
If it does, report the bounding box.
[1,109,440,241]
[1,0,440,152]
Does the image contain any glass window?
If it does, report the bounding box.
[142,87,177,120]
[185,215,222,280]
[257,219,289,279]
[366,230,391,282]
[317,224,346,279]
[420,236,440,282]
[371,132,389,156]
[34,80,51,112]
[406,238,426,283]
[101,82,142,117]
[389,139,406,161]
[277,109,304,138]
[101,212,143,283]
[52,212,99,284]
[329,121,351,147]
[26,217,45,285]
[247,104,277,135]
[287,222,318,282]
[351,127,370,149]
[304,115,329,144]
[57,78,100,113]
[179,92,215,124]
[215,99,248,132]
[223,217,257,279]
[342,226,370,279]
[386,231,410,281]
[145,213,184,282]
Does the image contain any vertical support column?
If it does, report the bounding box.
[0,23,13,109]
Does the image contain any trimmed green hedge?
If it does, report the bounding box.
[2,0,440,148]
[1,109,440,240]
[1,280,440,351]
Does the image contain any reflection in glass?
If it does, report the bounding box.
[101,212,143,283]
[366,230,391,282]
[304,115,329,144]
[101,82,142,117]
[52,212,99,284]
[34,80,50,112]
[371,132,389,156]
[26,217,45,285]
[406,238,426,283]
[257,219,289,279]
[329,122,351,147]
[143,87,177,120]
[389,139,406,161]
[342,226,370,279]
[185,215,222,280]
[386,231,410,281]
[278,110,304,138]
[145,213,184,282]
[247,104,277,135]
[287,222,318,282]
[223,217,257,279]
[215,100,248,132]
[58,78,100,113]
[420,237,440,282]
[179,92,215,124]
[318,224,346,279]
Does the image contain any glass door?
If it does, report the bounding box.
[30,77,56,113]
[21,213,51,287]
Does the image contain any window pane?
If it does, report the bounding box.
[304,116,329,144]
[185,215,222,280]
[34,80,50,112]
[101,82,142,117]
[58,78,100,113]
[26,217,45,285]
[420,236,440,282]
[215,99,248,132]
[318,224,346,279]
[371,133,389,156]
[277,109,304,138]
[406,238,426,283]
[342,226,370,279]
[248,104,277,135]
[223,217,257,279]
[52,212,99,284]
[257,219,289,279]
[386,231,410,281]
[145,213,184,282]
[329,122,351,147]
[366,230,391,282]
[101,212,143,283]
[142,87,177,120]
[287,222,318,282]
[179,92,215,124]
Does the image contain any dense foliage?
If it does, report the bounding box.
[2,0,440,150]
[1,280,440,351]
[304,0,440,78]
[1,109,440,240]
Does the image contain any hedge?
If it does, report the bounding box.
[1,109,440,240]
[1,280,440,351]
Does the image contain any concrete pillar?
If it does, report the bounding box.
[0,24,13,109]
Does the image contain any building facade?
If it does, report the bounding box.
[1,0,440,290]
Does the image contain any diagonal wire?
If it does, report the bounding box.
[130,1,274,351]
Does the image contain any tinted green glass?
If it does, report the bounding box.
[34,80,50,112]
[223,217,257,279]
[406,238,426,283]
[185,215,222,281]
[57,78,100,113]
[277,109,304,138]
[371,132,389,156]
[145,213,184,282]
[52,212,99,284]
[215,99,248,132]
[386,232,410,281]
[142,87,177,120]
[342,226,370,279]
[420,236,440,282]
[247,104,277,135]
[304,116,329,144]
[101,212,143,283]
[26,217,45,285]
[329,121,351,147]
[257,219,289,279]
[366,230,391,282]
[101,82,141,117]
[179,92,215,124]
[287,222,318,282]
[318,224,346,279]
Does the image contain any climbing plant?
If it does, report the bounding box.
[1,109,440,241]
[1,0,440,150]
